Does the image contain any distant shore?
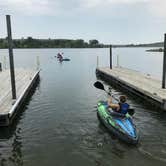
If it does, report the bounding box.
[0,37,164,49]
[146,48,164,52]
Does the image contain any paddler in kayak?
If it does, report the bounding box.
[57,52,63,61]
[107,95,129,115]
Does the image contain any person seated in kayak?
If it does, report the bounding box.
[107,95,129,115]
[57,53,60,58]
[57,53,63,60]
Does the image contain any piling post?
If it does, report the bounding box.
[110,45,112,69]
[6,15,16,99]
[162,34,166,89]
[0,62,2,71]
[117,54,119,67]
[3,55,6,69]
[36,55,40,70]
[97,56,99,67]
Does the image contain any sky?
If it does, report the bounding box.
[0,0,166,44]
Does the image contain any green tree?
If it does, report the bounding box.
[89,39,99,47]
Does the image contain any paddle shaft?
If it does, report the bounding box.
[94,81,135,115]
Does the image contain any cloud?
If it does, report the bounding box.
[1,0,166,18]
[148,0,166,18]
[1,0,59,15]
[81,0,148,8]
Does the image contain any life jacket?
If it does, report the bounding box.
[119,103,129,114]
[57,53,62,58]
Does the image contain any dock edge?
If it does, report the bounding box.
[96,68,166,111]
[0,70,40,126]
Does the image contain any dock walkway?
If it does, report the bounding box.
[96,67,166,110]
[0,68,39,126]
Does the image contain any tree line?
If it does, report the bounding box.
[0,37,105,48]
[0,37,163,49]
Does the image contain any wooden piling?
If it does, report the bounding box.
[117,54,119,67]
[3,55,6,70]
[162,33,166,89]
[110,45,112,69]
[0,62,2,71]
[97,56,99,67]
[36,55,40,70]
[6,15,16,99]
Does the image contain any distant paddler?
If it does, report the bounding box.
[57,52,63,61]
[56,52,71,62]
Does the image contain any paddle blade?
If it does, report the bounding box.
[128,108,135,116]
[94,81,105,91]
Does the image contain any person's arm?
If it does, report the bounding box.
[107,96,112,106]
[107,97,120,111]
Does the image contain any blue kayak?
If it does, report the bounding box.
[59,58,70,61]
[97,101,139,144]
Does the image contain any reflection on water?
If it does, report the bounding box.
[0,78,40,166]
[0,116,23,166]
[0,48,165,166]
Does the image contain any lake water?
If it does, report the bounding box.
[0,48,166,166]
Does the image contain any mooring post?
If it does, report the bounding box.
[97,56,99,67]
[6,15,16,99]
[3,55,6,69]
[36,55,40,70]
[0,62,2,71]
[162,33,166,89]
[117,54,119,67]
[110,45,112,69]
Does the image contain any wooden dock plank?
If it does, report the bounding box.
[0,68,39,125]
[0,71,29,104]
[0,74,30,113]
[96,67,166,110]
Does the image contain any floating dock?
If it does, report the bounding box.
[96,67,166,111]
[0,68,40,126]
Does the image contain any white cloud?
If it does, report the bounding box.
[80,0,149,8]
[1,0,59,15]
[148,0,166,18]
[0,0,166,18]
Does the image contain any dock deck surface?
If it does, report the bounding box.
[0,68,38,117]
[96,67,166,109]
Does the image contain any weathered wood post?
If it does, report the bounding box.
[0,62,2,71]
[36,55,40,70]
[96,56,99,67]
[6,15,16,99]
[162,33,166,89]
[3,55,6,69]
[117,54,119,67]
[110,45,112,69]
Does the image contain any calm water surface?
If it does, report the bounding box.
[0,48,166,166]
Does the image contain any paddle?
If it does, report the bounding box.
[94,81,135,116]
[94,81,106,92]
[127,108,135,116]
